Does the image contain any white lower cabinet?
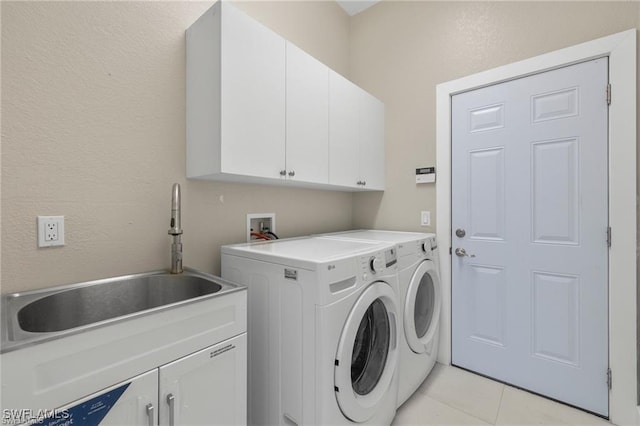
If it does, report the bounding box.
[159,333,247,425]
[36,334,247,426]
[30,370,159,426]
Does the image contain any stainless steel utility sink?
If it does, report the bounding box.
[1,268,243,353]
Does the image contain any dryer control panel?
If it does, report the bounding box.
[418,237,437,257]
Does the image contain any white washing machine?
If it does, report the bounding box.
[318,230,441,407]
[221,237,401,425]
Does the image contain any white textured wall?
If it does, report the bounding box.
[350,1,639,232]
[349,1,639,409]
[1,1,352,293]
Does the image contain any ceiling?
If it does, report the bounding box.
[336,0,381,16]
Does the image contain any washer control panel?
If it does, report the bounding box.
[361,248,397,276]
[369,256,384,273]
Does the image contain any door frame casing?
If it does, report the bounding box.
[436,29,637,425]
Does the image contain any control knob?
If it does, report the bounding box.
[369,256,384,274]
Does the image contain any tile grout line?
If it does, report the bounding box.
[420,365,506,425]
[420,394,494,426]
[493,384,506,425]
[424,392,495,425]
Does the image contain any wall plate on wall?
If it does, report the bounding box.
[38,215,65,247]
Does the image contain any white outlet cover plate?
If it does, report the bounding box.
[38,215,65,247]
[421,211,431,227]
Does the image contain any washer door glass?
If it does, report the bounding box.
[351,298,390,395]
[414,273,435,339]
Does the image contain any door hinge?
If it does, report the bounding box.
[607,367,612,390]
[606,83,611,105]
[449,247,452,255]
[606,226,611,248]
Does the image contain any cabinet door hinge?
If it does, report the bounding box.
[449,247,452,255]
[606,83,612,106]
[606,226,611,248]
[607,367,612,390]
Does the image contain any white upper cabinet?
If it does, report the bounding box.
[220,4,286,179]
[329,71,360,188]
[285,42,329,184]
[358,90,385,190]
[186,2,384,191]
[186,2,285,181]
[329,71,386,190]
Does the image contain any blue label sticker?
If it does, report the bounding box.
[36,382,130,426]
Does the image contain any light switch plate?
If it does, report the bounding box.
[420,211,431,227]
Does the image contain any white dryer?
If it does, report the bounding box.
[318,230,441,407]
[221,237,400,425]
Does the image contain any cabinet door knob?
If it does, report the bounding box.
[288,170,295,177]
[279,170,286,176]
[362,181,366,186]
[356,180,362,185]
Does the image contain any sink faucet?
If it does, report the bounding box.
[168,183,183,274]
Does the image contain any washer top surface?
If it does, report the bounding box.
[222,236,390,268]
[321,229,435,244]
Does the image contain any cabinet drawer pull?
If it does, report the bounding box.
[167,393,175,426]
[146,403,154,426]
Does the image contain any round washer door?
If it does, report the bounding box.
[334,281,399,423]
[404,259,441,354]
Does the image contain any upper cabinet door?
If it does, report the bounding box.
[329,71,360,188]
[285,42,329,184]
[358,90,385,190]
[220,4,286,179]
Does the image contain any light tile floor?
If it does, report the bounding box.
[393,363,611,426]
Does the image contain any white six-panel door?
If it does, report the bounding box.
[451,58,609,416]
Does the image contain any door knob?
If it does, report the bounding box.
[455,248,475,258]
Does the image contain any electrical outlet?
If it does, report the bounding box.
[45,221,58,241]
[38,216,65,247]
